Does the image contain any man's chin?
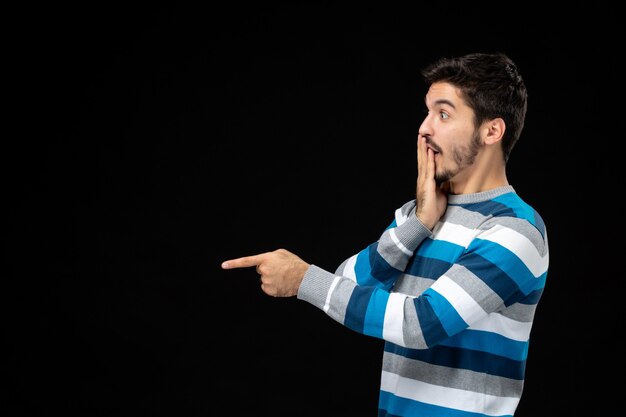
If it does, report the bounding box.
[435,175,449,186]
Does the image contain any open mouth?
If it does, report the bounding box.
[425,139,441,155]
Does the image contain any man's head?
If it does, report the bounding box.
[420,52,528,164]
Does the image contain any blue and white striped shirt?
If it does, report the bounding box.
[298,185,549,417]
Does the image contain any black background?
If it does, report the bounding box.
[4,4,620,416]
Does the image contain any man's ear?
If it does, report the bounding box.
[483,118,505,145]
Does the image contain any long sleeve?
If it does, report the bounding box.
[297,186,550,417]
[333,200,432,291]
[297,191,549,350]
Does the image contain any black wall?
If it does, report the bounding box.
[5,4,619,416]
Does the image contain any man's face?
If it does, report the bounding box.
[418,82,482,184]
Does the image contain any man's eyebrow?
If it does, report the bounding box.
[424,97,457,109]
[433,99,456,109]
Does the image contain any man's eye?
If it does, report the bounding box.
[440,112,449,120]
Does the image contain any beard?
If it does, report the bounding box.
[434,129,482,185]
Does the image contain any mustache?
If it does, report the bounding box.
[425,138,442,153]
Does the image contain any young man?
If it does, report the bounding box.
[222,52,549,416]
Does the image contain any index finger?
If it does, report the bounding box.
[221,254,264,269]
[417,136,428,175]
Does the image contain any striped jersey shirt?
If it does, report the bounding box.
[297,185,549,416]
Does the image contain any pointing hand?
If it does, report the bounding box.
[222,248,310,297]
